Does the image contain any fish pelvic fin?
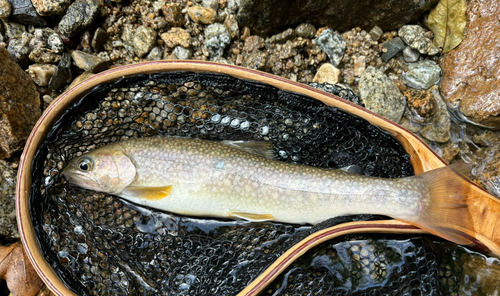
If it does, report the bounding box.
[229,212,274,222]
[412,162,474,245]
[124,185,173,200]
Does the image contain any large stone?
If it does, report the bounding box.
[237,0,438,37]
[58,0,100,37]
[440,0,500,127]
[7,0,46,25]
[0,160,19,240]
[0,47,41,159]
[359,66,405,123]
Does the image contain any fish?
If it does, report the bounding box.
[62,137,474,246]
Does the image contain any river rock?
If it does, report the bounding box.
[419,86,450,143]
[91,27,107,53]
[295,23,316,38]
[403,88,435,123]
[160,27,190,49]
[316,28,345,66]
[237,0,438,37]
[4,21,25,39]
[381,37,404,62]
[146,46,162,61]
[132,26,156,58]
[359,66,405,123]
[7,0,46,25]
[187,6,216,24]
[404,60,441,89]
[58,0,100,37]
[202,0,218,11]
[48,51,72,90]
[0,160,19,240]
[243,50,267,69]
[71,50,108,73]
[440,0,500,127]
[402,46,420,63]
[172,45,192,59]
[398,25,438,55]
[224,14,239,39]
[28,48,61,63]
[0,47,41,159]
[312,63,340,84]
[368,25,383,41]
[243,35,265,52]
[204,23,231,58]
[27,63,56,86]
[0,0,11,19]
[6,31,32,64]
[31,0,70,16]
[268,28,295,44]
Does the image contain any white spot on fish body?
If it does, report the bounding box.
[215,161,225,169]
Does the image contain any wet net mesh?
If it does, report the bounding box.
[29,72,464,295]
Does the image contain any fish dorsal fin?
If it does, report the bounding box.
[123,185,173,200]
[338,164,363,174]
[220,140,276,160]
[229,211,274,222]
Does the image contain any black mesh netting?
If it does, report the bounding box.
[29,72,468,295]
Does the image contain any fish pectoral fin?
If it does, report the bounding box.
[124,185,173,201]
[229,211,274,222]
[220,140,276,160]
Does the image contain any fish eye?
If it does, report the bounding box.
[77,158,93,171]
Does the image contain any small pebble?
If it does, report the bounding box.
[381,37,404,62]
[202,0,218,11]
[48,51,72,90]
[187,6,216,24]
[204,23,231,58]
[404,60,441,89]
[160,27,191,49]
[243,51,267,69]
[402,46,420,63]
[353,55,366,77]
[6,32,32,64]
[369,25,383,41]
[31,0,70,16]
[132,26,156,58]
[28,48,61,63]
[162,3,185,27]
[295,23,316,38]
[8,0,46,26]
[224,14,239,39]
[27,63,57,86]
[398,25,438,55]
[146,46,163,61]
[243,35,265,52]
[58,0,100,37]
[91,27,107,53]
[312,63,340,84]
[316,28,346,66]
[419,86,450,143]
[268,28,295,44]
[0,0,11,20]
[173,45,193,59]
[71,50,108,73]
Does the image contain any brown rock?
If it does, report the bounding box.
[403,88,435,121]
[27,63,57,86]
[71,50,108,73]
[160,27,191,49]
[0,47,41,159]
[187,6,216,24]
[440,0,500,127]
[243,35,265,52]
[313,63,340,84]
[30,0,70,15]
[28,48,61,63]
[162,3,185,27]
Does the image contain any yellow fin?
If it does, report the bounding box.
[124,185,173,201]
[229,212,274,222]
[411,162,474,245]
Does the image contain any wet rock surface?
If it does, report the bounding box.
[404,60,441,89]
[0,47,40,159]
[440,0,500,127]
[359,66,405,123]
[237,0,438,36]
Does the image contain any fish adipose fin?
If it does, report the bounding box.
[229,212,274,222]
[124,185,173,200]
[413,162,474,245]
[220,140,276,160]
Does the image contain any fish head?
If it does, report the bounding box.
[62,147,136,195]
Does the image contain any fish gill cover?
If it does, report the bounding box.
[30,72,465,295]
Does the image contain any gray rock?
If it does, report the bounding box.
[48,51,72,90]
[6,31,32,64]
[268,28,295,44]
[146,46,162,60]
[0,47,40,159]
[359,66,406,123]
[404,60,441,89]
[31,0,70,16]
[368,25,383,41]
[132,26,156,58]
[381,37,404,62]
[173,45,192,59]
[58,0,100,37]
[402,46,420,63]
[204,23,231,58]
[7,0,46,25]
[202,0,218,11]
[398,25,438,55]
[48,32,64,53]
[71,50,108,73]
[0,160,19,241]
[5,21,25,39]
[237,0,438,37]
[420,86,450,143]
[27,63,56,86]
[295,23,316,38]
[243,50,267,69]
[0,0,11,19]
[91,27,107,53]
[316,28,345,66]
[29,27,53,49]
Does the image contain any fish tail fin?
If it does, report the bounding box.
[412,162,474,245]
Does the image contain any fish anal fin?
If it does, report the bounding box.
[229,212,274,222]
[412,162,474,245]
[124,185,173,201]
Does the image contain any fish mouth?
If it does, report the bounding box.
[61,167,101,190]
